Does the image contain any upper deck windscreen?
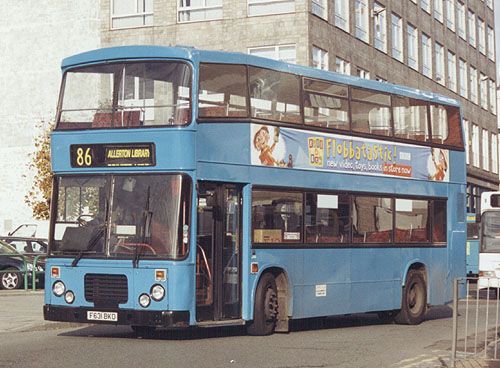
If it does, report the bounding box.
[57,62,191,130]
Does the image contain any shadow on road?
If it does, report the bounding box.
[58,305,454,340]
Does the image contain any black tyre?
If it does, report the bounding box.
[247,273,278,336]
[395,270,427,325]
[0,268,23,290]
[131,325,156,338]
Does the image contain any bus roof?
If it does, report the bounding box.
[62,45,460,108]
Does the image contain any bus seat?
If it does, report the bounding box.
[394,228,409,242]
[175,108,191,124]
[92,111,141,128]
[199,106,227,117]
[366,230,391,243]
[410,228,428,242]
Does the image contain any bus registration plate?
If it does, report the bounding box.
[87,311,118,322]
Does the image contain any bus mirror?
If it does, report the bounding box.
[476,213,481,223]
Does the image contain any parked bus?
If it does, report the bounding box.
[478,192,500,290]
[44,46,466,335]
[466,213,480,276]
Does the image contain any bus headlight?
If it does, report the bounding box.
[64,291,75,304]
[52,281,66,297]
[150,284,165,302]
[139,293,151,308]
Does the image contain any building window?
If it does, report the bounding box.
[480,73,488,110]
[492,134,498,174]
[334,0,349,32]
[248,0,295,16]
[457,1,466,40]
[422,33,432,78]
[459,59,468,98]
[482,129,490,171]
[248,45,297,64]
[356,66,370,79]
[472,124,479,167]
[421,0,430,13]
[435,42,445,85]
[335,56,351,75]
[111,0,153,29]
[464,119,470,165]
[487,26,495,61]
[468,10,476,47]
[447,50,457,92]
[391,13,403,62]
[434,0,443,22]
[312,0,327,19]
[445,0,455,31]
[489,79,497,115]
[373,2,387,53]
[407,24,418,70]
[355,0,369,42]
[376,76,387,82]
[312,46,328,70]
[478,18,486,55]
[470,66,478,104]
[178,0,222,22]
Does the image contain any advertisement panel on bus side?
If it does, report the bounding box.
[250,124,449,182]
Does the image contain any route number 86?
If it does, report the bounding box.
[76,147,92,166]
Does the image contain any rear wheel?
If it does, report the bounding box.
[395,270,427,325]
[247,273,278,336]
[0,268,23,290]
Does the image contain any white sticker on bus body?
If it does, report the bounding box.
[315,284,327,297]
[284,232,300,240]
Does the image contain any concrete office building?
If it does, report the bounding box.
[100,0,498,213]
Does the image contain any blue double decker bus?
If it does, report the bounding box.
[44,46,466,335]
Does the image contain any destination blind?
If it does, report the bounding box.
[70,143,155,167]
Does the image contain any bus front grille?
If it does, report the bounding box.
[84,274,128,307]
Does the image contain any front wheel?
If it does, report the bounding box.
[246,273,278,336]
[0,268,23,290]
[394,270,427,325]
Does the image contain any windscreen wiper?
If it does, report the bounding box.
[133,186,152,268]
[71,226,106,267]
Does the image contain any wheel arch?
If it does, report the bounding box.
[250,266,292,332]
[402,261,428,287]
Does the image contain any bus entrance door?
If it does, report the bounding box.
[196,183,241,322]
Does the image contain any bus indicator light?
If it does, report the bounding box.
[155,269,166,281]
[51,267,60,278]
[251,262,259,274]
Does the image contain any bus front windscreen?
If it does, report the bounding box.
[57,62,192,129]
[50,174,191,260]
[482,211,500,253]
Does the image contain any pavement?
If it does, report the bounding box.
[0,289,82,333]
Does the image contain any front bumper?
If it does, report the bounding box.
[44,305,189,328]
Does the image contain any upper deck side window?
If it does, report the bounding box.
[57,61,192,130]
[248,66,301,124]
[198,63,248,118]
[196,62,463,150]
